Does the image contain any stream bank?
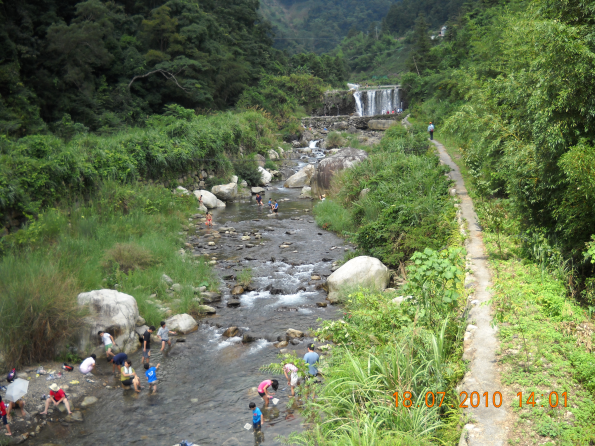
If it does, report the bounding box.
[26,158,349,446]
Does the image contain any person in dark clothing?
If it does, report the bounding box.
[142,326,155,365]
[428,122,435,140]
[110,352,128,374]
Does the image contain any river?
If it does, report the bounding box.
[31,148,347,446]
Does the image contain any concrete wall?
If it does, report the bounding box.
[301,113,401,131]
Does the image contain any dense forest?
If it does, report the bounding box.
[0,0,349,136]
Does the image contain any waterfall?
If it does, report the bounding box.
[353,88,400,117]
[309,140,318,149]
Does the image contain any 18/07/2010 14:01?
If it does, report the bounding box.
[393,391,568,408]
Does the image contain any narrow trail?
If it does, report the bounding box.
[430,138,508,446]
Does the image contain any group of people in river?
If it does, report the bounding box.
[250,343,320,432]
[255,193,279,213]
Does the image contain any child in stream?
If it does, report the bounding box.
[283,363,299,396]
[0,396,11,436]
[257,379,278,407]
[144,362,160,394]
[205,211,213,226]
[249,402,261,431]
[158,320,177,351]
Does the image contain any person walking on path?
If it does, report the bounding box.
[142,326,154,365]
[79,354,96,375]
[0,396,12,436]
[40,384,72,415]
[428,122,435,140]
[257,379,278,407]
[98,331,115,359]
[158,321,176,351]
[303,343,319,377]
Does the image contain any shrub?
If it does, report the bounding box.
[233,159,261,187]
[326,131,345,149]
[0,255,85,365]
[237,268,253,288]
[264,159,276,170]
[102,242,155,274]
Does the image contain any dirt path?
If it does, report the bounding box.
[429,138,509,445]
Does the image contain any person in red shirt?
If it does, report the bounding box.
[40,384,72,415]
[0,396,11,436]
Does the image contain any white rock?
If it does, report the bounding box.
[165,314,198,334]
[193,190,218,209]
[258,166,273,186]
[76,290,140,356]
[231,175,238,184]
[240,180,248,187]
[175,186,190,195]
[300,186,312,196]
[251,187,265,194]
[286,329,304,338]
[216,199,226,208]
[284,164,315,188]
[198,203,208,213]
[212,183,237,202]
[81,396,98,408]
[327,256,390,303]
[268,149,279,160]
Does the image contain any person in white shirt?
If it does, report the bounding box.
[157,321,177,351]
[98,331,115,359]
[79,354,96,375]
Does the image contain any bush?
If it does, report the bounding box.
[233,159,262,187]
[102,242,155,274]
[264,159,276,170]
[326,131,345,149]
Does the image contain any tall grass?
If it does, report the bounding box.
[0,181,217,366]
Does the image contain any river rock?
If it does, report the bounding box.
[198,203,208,212]
[268,149,279,160]
[240,180,248,187]
[275,340,288,348]
[300,129,315,146]
[165,314,198,333]
[284,164,315,188]
[65,411,83,422]
[231,285,244,295]
[231,175,238,184]
[194,190,218,209]
[311,275,321,280]
[175,186,190,195]
[299,186,312,199]
[223,327,240,337]
[360,188,370,198]
[286,329,304,338]
[368,119,396,131]
[251,187,265,194]
[255,154,266,167]
[326,256,390,303]
[81,396,98,408]
[162,274,174,286]
[243,333,260,343]
[278,168,295,180]
[200,291,222,303]
[316,302,328,307]
[311,148,368,197]
[135,316,146,327]
[212,183,237,202]
[216,199,226,208]
[227,298,241,307]
[258,167,273,186]
[198,305,217,315]
[76,289,140,356]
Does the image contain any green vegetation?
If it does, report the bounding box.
[281,247,466,444]
[0,181,216,365]
[259,0,397,54]
[237,268,254,288]
[0,109,276,224]
[314,125,458,268]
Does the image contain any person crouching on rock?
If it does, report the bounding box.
[79,354,96,375]
[110,352,128,374]
[257,379,278,407]
[121,360,142,392]
[40,384,72,415]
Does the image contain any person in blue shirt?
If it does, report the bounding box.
[303,343,319,376]
[267,198,272,209]
[428,122,435,140]
[144,362,160,394]
[249,402,262,431]
[272,200,279,214]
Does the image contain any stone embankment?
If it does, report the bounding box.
[301,113,401,131]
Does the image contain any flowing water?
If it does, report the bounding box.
[354,88,401,116]
[31,157,348,446]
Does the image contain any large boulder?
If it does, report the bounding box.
[193,190,218,209]
[284,164,315,188]
[368,120,396,131]
[268,149,279,160]
[76,290,140,356]
[326,256,390,303]
[165,314,198,334]
[258,167,273,186]
[311,148,368,196]
[212,183,237,202]
[300,129,315,146]
[255,154,266,167]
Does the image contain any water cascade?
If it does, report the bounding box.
[354,88,401,116]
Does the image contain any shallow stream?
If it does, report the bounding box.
[31,154,347,446]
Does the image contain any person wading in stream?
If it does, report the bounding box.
[142,326,154,365]
[257,379,278,407]
[272,200,279,214]
[205,211,213,227]
[255,193,263,207]
[428,122,435,140]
